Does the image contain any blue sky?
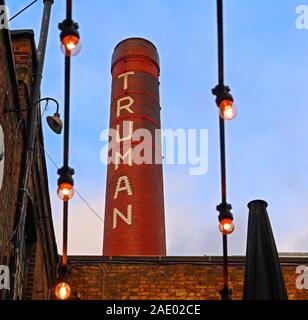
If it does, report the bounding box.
[7,0,308,256]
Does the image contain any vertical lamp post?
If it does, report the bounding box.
[212,0,237,301]
[55,0,80,301]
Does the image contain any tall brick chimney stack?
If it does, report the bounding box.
[103,38,166,256]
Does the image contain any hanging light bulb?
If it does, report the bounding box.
[217,203,235,235]
[57,167,75,201]
[59,20,81,57]
[61,35,81,56]
[219,218,235,235]
[57,182,74,201]
[55,280,71,300]
[219,99,238,121]
[212,84,238,121]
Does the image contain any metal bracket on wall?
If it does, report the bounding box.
[4,97,59,114]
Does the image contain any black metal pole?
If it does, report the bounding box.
[67,0,72,21]
[63,56,71,169]
[62,202,68,267]
[61,0,72,268]
[216,0,232,301]
[217,0,224,86]
[219,117,227,204]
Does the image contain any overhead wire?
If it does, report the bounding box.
[40,142,104,224]
[8,0,39,22]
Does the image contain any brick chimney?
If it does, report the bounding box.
[103,38,166,256]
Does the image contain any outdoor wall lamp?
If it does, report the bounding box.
[217,202,235,235]
[45,99,62,135]
[59,19,81,56]
[57,166,75,201]
[212,84,237,121]
[4,97,63,134]
[46,98,63,134]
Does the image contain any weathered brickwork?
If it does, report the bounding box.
[0,26,58,300]
[67,256,308,300]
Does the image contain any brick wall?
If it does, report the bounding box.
[0,28,25,271]
[0,28,58,300]
[67,256,308,300]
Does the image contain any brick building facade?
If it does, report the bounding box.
[0,22,58,300]
[66,255,308,300]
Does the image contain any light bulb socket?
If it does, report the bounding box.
[57,166,75,187]
[217,202,233,222]
[57,263,71,280]
[59,19,80,42]
[212,84,234,107]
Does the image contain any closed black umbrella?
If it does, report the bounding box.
[243,200,288,300]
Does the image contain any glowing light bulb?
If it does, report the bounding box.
[219,100,237,120]
[61,35,81,56]
[67,41,76,50]
[55,281,71,300]
[57,182,74,201]
[219,218,235,235]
